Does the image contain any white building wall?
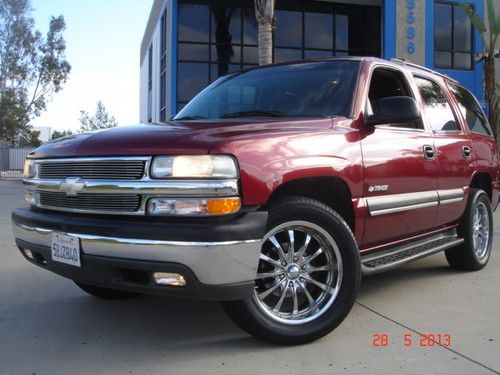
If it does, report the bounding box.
[139,50,149,123]
[140,0,173,123]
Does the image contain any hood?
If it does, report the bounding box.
[29,118,336,159]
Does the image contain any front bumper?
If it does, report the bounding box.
[12,208,267,300]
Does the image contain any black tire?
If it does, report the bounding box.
[74,282,141,300]
[445,189,493,271]
[222,196,361,345]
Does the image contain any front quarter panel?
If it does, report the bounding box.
[210,120,363,206]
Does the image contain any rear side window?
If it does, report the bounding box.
[415,77,459,132]
[448,83,492,136]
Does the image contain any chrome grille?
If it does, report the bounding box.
[38,159,145,180]
[38,191,141,212]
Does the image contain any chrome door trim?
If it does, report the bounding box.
[437,188,464,205]
[367,188,464,216]
[367,191,438,216]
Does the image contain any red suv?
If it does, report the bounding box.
[12,57,499,344]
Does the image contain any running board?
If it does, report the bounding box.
[361,230,464,275]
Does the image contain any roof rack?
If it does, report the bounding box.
[390,58,458,83]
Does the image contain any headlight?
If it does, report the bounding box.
[23,159,37,179]
[150,155,238,179]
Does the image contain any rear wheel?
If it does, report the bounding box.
[445,189,493,271]
[222,197,361,345]
[74,282,141,300]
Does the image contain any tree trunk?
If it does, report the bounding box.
[212,6,235,77]
[257,22,273,65]
[255,0,275,65]
[484,54,498,141]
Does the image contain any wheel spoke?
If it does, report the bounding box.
[258,279,285,299]
[288,230,295,260]
[256,269,284,279]
[300,247,324,266]
[291,282,299,315]
[307,265,332,273]
[273,285,287,313]
[269,235,288,263]
[295,234,311,260]
[474,210,481,226]
[259,253,282,268]
[305,275,332,294]
[299,281,315,306]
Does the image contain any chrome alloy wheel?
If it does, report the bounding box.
[253,221,343,325]
[472,201,490,259]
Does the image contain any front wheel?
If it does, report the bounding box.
[222,197,361,345]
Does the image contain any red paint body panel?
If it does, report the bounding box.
[359,126,439,245]
[29,57,500,251]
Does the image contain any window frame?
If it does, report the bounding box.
[147,44,153,123]
[159,9,168,121]
[365,65,424,132]
[433,1,474,71]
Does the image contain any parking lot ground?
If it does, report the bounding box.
[0,180,499,375]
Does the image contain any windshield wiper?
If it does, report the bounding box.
[220,110,287,119]
[172,115,207,121]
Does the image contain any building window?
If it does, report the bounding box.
[147,45,153,122]
[177,0,258,111]
[434,2,473,70]
[159,10,168,121]
[177,0,381,112]
[274,2,379,63]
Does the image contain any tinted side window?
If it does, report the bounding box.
[415,77,459,132]
[448,84,492,136]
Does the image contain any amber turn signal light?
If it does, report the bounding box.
[207,198,241,215]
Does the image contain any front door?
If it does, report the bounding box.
[359,67,439,247]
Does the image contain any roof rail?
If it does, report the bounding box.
[390,58,458,83]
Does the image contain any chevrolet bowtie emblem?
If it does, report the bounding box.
[59,177,86,197]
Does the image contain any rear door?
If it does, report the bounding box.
[413,76,470,227]
[359,66,439,247]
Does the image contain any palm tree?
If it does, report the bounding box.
[255,0,275,65]
[459,0,499,139]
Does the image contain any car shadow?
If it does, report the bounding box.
[358,256,460,299]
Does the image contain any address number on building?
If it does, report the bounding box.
[51,233,81,267]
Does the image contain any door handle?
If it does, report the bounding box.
[462,146,472,158]
[423,145,435,160]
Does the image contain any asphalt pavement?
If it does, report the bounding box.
[0,180,499,375]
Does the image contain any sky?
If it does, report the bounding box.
[30,0,154,132]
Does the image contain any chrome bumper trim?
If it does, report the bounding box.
[13,222,262,285]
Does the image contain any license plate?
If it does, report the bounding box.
[51,233,81,267]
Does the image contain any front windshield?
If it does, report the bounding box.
[173,60,360,121]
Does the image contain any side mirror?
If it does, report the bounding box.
[365,96,421,127]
